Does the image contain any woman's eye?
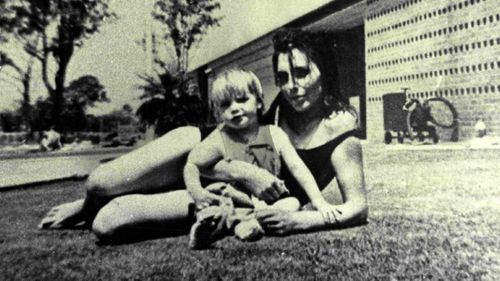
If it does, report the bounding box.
[220,101,230,108]
[276,72,289,85]
[293,67,310,79]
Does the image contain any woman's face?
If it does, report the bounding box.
[276,48,322,112]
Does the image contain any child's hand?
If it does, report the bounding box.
[272,179,289,198]
[312,200,339,225]
[243,172,289,204]
[192,190,231,211]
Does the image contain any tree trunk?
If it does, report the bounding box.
[178,44,188,75]
[52,55,70,131]
[51,25,74,131]
[21,64,32,132]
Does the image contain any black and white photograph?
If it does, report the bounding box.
[0,0,499,280]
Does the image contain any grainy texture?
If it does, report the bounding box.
[1,146,498,280]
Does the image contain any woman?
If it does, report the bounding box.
[39,29,367,241]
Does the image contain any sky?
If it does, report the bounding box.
[0,0,331,115]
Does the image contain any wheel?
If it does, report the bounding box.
[426,97,458,129]
[432,132,439,143]
[397,131,404,144]
[428,127,439,144]
[418,133,425,142]
[384,131,392,144]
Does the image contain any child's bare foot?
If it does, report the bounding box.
[189,205,232,249]
[234,218,264,242]
[38,199,86,229]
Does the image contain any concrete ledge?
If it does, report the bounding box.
[0,151,128,190]
[0,147,134,160]
[0,174,88,192]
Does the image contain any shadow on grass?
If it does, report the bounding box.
[95,218,193,246]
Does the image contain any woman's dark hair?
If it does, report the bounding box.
[271,28,349,116]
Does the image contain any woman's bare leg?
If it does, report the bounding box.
[92,190,194,243]
[39,126,202,229]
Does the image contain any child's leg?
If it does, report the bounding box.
[206,182,254,208]
[265,197,301,212]
[233,197,300,242]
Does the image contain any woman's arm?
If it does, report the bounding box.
[270,126,335,214]
[329,136,368,225]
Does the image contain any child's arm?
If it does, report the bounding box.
[184,131,229,210]
[269,126,337,222]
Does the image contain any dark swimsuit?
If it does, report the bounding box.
[263,94,359,205]
[280,129,358,205]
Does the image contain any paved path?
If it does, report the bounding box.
[0,150,128,189]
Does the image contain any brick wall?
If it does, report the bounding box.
[365,0,500,142]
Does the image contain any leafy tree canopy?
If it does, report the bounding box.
[64,75,109,109]
[2,0,115,130]
[152,0,221,74]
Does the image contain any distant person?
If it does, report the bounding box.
[185,69,337,249]
[403,98,437,142]
[474,119,486,138]
[40,127,62,151]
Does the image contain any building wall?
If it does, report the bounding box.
[365,0,500,142]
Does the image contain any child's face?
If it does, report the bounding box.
[219,91,260,130]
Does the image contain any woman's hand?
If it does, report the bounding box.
[312,200,340,225]
[254,209,299,236]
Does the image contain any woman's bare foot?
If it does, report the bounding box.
[38,199,86,229]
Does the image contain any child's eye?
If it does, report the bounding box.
[220,101,230,108]
[235,96,249,103]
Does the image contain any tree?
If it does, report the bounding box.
[60,75,109,132]
[152,0,221,75]
[135,0,220,136]
[64,75,109,110]
[30,75,109,132]
[0,0,9,43]
[0,1,39,131]
[136,69,205,136]
[0,48,36,132]
[5,0,114,130]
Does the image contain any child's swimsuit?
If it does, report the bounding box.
[218,125,281,183]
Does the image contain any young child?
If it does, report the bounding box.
[184,69,336,249]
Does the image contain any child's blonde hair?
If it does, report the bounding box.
[210,69,264,119]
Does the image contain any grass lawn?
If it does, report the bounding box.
[1,145,499,280]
